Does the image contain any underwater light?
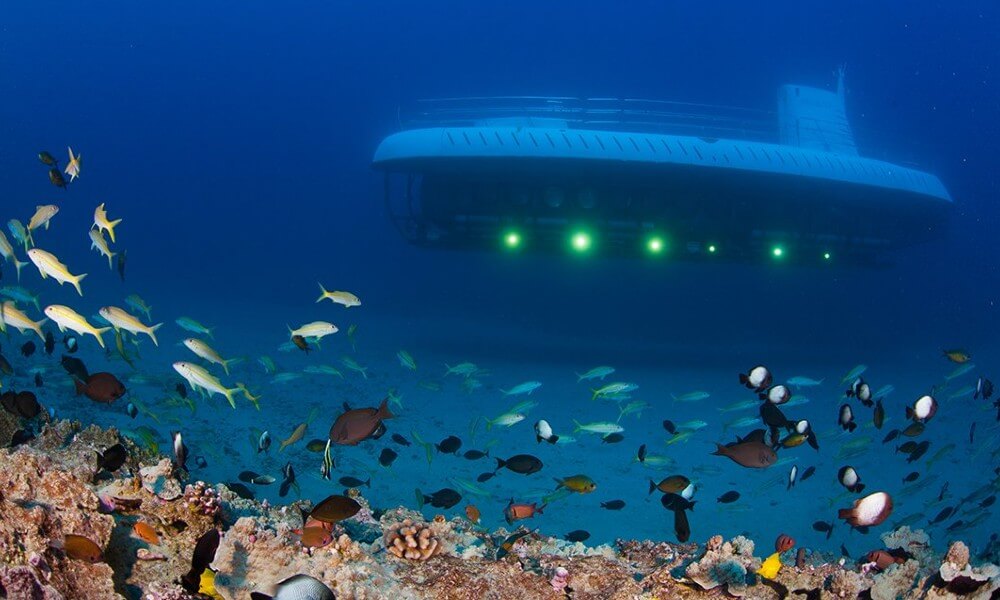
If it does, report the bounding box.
[502,230,522,249]
[707,244,717,254]
[645,235,665,255]
[823,252,832,261]
[771,246,784,258]
[570,230,593,253]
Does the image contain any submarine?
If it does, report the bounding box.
[372,71,952,265]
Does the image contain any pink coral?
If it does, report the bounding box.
[550,566,569,592]
[183,481,220,517]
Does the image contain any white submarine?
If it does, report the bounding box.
[372,71,952,265]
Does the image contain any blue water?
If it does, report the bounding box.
[1,1,998,558]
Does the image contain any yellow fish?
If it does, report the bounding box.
[27,204,59,235]
[317,283,361,307]
[44,304,109,348]
[27,248,86,296]
[943,349,971,364]
[554,474,597,493]
[280,422,307,451]
[1,301,46,340]
[93,203,122,243]
[198,568,224,600]
[757,552,782,579]
[89,229,117,269]
[64,147,81,181]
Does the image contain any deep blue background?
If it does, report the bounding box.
[1,0,998,552]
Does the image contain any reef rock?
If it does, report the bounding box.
[683,535,761,597]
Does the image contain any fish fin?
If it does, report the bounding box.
[376,397,394,420]
[316,282,329,302]
[648,480,656,495]
[548,435,559,444]
[223,388,238,410]
[72,273,87,296]
[93,326,110,348]
[494,457,505,472]
[14,259,26,281]
[147,323,163,346]
[711,443,727,456]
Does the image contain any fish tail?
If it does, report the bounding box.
[14,259,26,281]
[485,418,494,431]
[590,389,599,401]
[548,435,559,444]
[494,457,505,472]
[74,378,86,396]
[648,480,656,495]
[415,488,425,509]
[575,372,583,382]
[364,477,371,488]
[572,419,583,433]
[105,251,115,271]
[711,443,726,456]
[94,326,110,349]
[72,273,87,296]
[377,397,394,420]
[148,323,163,347]
[107,218,122,243]
[316,282,329,302]
[223,387,238,410]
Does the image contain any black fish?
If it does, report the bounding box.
[181,528,220,593]
[226,482,255,499]
[391,433,410,446]
[418,487,461,509]
[600,499,625,510]
[974,377,994,400]
[38,151,58,166]
[902,472,919,483]
[379,447,398,467]
[172,432,188,471]
[0,353,11,375]
[96,444,128,472]
[279,462,296,497]
[637,444,647,463]
[476,472,495,483]
[717,491,740,503]
[1,390,41,419]
[238,470,262,483]
[48,168,67,189]
[882,429,900,444]
[463,449,489,460]
[800,466,816,481]
[662,420,677,435]
[907,440,931,463]
[20,341,35,357]
[117,249,126,282]
[338,476,369,488]
[980,495,996,508]
[673,507,691,542]
[601,433,624,444]
[64,335,78,353]
[792,589,821,600]
[34,373,43,388]
[811,520,834,539]
[126,403,138,418]
[969,422,976,444]
[938,482,949,502]
[840,544,850,558]
[564,530,590,543]
[929,507,955,525]
[947,520,965,532]
[43,331,55,355]
[495,454,543,475]
[873,399,885,429]
[10,429,34,447]
[660,493,695,512]
[60,354,89,381]
[175,383,187,399]
[435,435,462,454]
[760,402,793,430]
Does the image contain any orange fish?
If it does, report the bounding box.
[62,534,103,562]
[132,522,160,545]
[504,500,545,525]
[299,526,333,548]
[465,504,481,524]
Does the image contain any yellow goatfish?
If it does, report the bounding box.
[27,248,86,296]
[316,283,361,307]
[183,338,234,375]
[1,301,47,340]
[65,147,81,181]
[27,205,59,236]
[172,361,241,409]
[89,229,116,269]
[288,321,338,340]
[44,304,109,348]
[99,306,162,346]
[0,232,28,281]
[93,203,122,243]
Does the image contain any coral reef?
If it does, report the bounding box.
[0,419,997,600]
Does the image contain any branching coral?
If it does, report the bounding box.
[384,518,441,560]
[183,481,219,517]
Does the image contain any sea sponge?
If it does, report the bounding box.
[383,518,440,560]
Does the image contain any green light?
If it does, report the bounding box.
[823,252,831,260]
[772,246,784,258]
[708,244,717,254]
[502,230,522,249]
[570,230,592,252]
[646,235,665,255]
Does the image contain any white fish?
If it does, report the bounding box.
[173,361,241,409]
[573,420,624,435]
[27,248,86,296]
[534,419,557,443]
[397,350,417,370]
[1,301,47,339]
[316,283,360,307]
[672,391,710,403]
[575,366,615,382]
[88,229,117,269]
[64,147,81,181]
[27,205,59,235]
[183,338,234,374]
[100,306,162,345]
[501,381,542,396]
[44,304,109,348]
[485,412,524,430]
[93,203,122,243]
[0,231,28,280]
[289,321,338,340]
